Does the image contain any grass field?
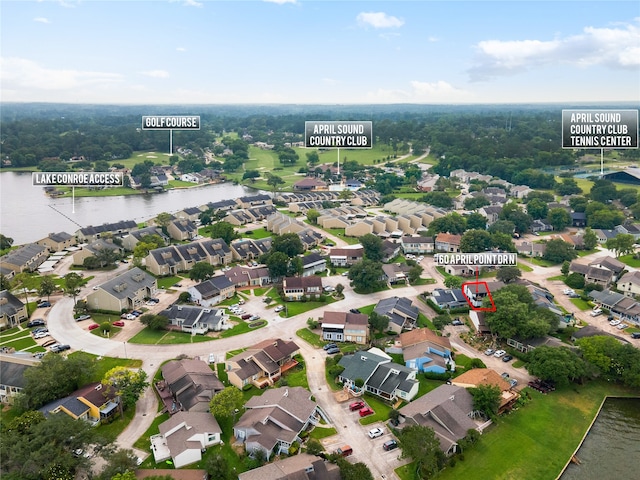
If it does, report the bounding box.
[284,298,338,317]
[296,327,324,348]
[309,426,337,440]
[219,319,266,338]
[433,381,640,480]
[239,227,272,239]
[570,297,592,310]
[128,327,214,344]
[156,276,184,289]
[517,262,533,272]
[618,254,640,267]
[359,394,394,426]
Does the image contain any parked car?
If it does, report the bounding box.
[493,349,506,358]
[76,315,91,321]
[502,354,514,362]
[323,343,337,351]
[324,286,335,292]
[238,299,246,305]
[631,332,640,339]
[33,332,49,339]
[241,314,252,320]
[33,352,46,359]
[274,305,284,312]
[590,308,603,316]
[509,379,518,387]
[484,348,495,356]
[501,372,510,379]
[617,323,628,330]
[126,314,136,320]
[32,327,48,334]
[610,319,621,326]
[335,445,353,457]
[37,301,51,308]
[50,344,70,353]
[42,339,57,348]
[341,271,349,276]
[27,319,45,327]
[326,347,340,355]
[368,427,384,438]
[349,308,361,314]
[349,400,365,411]
[88,323,100,330]
[359,407,374,417]
[92,286,99,290]
[112,321,125,327]
[383,440,398,451]
[451,318,464,326]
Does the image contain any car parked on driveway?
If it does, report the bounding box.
[241,314,252,320]
[51,344,70,353]
[359,407,374,417]
[274,305,284,312]
[335,445,353,457]
[88,324,100,330]
[349,400,365,411]
[493,349,506,358]
[368,427,384,438]
[323,343,337,351]
[76,315,91,321]
[37,301,51,308]
[27,319,45,327]
[112,321,125,327]
[326,347,340,355]
[502,354,514,362]
[484,348,495,356]
[33,332,49,339]
[42,339,57,348]
[631,332,640,339]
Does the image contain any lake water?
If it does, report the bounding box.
[560,397,640,480]
[0,171,259,244]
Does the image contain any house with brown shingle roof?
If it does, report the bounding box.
[283,276,323,301]
[158,359,225,414]
[321,311,369,344]
[435,233,461,252]
[451,368,519,413]
[226,339,300,389]
[400,328,454,374]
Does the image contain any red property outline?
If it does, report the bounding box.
[461,281,497,312]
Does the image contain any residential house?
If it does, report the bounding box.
[38,382,121,426]
[150,411,221,468]
[469,310,492,335]
[452,368,519,413]
[435,233,461,253]
[36,232,76,252]
[200,238,233,266]
[145,245,186,276]
[444,264,475,277]
[0,290,28,329]
[188,276,235,307]
[236,194,272,209]
[615,222,640,240]
[0,243,49,274]
[463,281,505,309]
[337,348,419,401]
[157,359,225,414]
[571,212,587,228]
[381,240,401,262]
[589,256,625,281]
[516,241,546,257]
[237,454,340,480]
[429,288,468,310]
[86,267,157,312]
[617,271,640,297]
[226,339,300,389]
[224,210,254,226]
[401,236,434,254]
[398,384,480,455]
[167,219,198,241]
[594,229,618,244]
[176,206,205,222]
[478,205,503,225]
[283,276,323,301]
[321,311,369,344]
[121,226,168,251]
[233,387,319,460]
[589,289,640,325]
[301,253,327,277]
[400,328,454,374]
[373,296,420,333]
[382,263,412,285]
[0,354,37,404]
[145,239,231,276]
[506,335,565,353]
[294,177,327,190]
[531,219,553,233]
[569,260,613,288]
[510,185,533,199]
[328,246,364,267]
[161,305,229,334]
[76,220,138,242]
[223,266,271,288]
[72,238,124,266]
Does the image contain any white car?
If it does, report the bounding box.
[274,305,284,312]
[590,309,603,317]
[563,288,575,295]
[610,319,621,326]
[368,427,384,438]
[617,323,628,330]
[494,350,506,358]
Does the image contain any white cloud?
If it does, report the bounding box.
[183,0,203,7]
[469,19,640,81]
[263,0,298,4]
[357,12,404,29]
[0,57,122,92]
[33,17,51,24]
[365,80,472,103]
[427,36,439,42]
[140,70,170,78]
[176,47,187,52]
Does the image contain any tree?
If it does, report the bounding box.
[368,311,389,333]
[488,220,516,235]
[0,233,14,250]
[306,439,324,456]
[335,283,344,296]
[428,213,467,236]
[470,384,502,420]
[102,367,149,411]
[360,233,384,262]
[94,247,120,268]
[266,172,285,196]
[542,239,577,264]
[348,259,385,293]
[110,472,138,480]
[396,425,446,480]
[242,170,260,182]
[527,346,586,386]
[590,179,617,203]
[306,208,320,224]
[606,233,635,257]
[63,272,84,305]
[500,202,532,233]
[466,212,487,230]
[491,232,516,252]
[444,275,463,289]
[496,266,521,283]
[265,251,289,279]
[561,260,570,276]
[98,448,139,480]
[38,275,57,302]
[205,454,235,480]
[209,221,238,245]
[189,261,215,281]
[556,178,582,195]
[422,191,453,209]
[460,229,492,253]
[139,314,169,330]
[209,386,244,420]
[155,212,173,230]
[583,227,598,250]
[336,458,374,480]
[273,233,304,258]
[547,208,571,231]
[12,272,32,307]
[306,150,320,166]
[0,273,11,291]
[526,198,548,220]
[483,290,529,339]
[408,264,423,283]
[565,273,585,289]
[464,195,490,210]
[15,351,96,412]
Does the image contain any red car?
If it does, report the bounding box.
[359,407,374,417]
[349,400,365,411]
[112,321,125,327]
[88,324,100,330]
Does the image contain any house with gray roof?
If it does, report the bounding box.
[590,289,640,325]
[401,236,435,254]
[0,355,36,404]
[429,288,468,310]
[0,243,49,275]
[301,253,327,277]
[158,359,224,414]
[121,226,168,251]
[238,453,340,480]
[72,238,124,266]
[176,206,205,222]
[38,382,120,426]
[338,348,418,401]
[236,194,272,209]
[188,276,235,307]
[168,218,198,241]
[145,245,185,276]
[151,411,221,468]
[374,296,420,333]
[226,338,300,389]
[86,267,157,312]
[233,386,319,460]
[283,276,323,301]
[399,384,480,455]
[76,220,138,242]
[36,231,76,252]
[0,290,28,329]
[161,304,229,334]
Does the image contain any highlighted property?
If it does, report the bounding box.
[461,281,496,312]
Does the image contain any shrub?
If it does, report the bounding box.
[565,273,585,289]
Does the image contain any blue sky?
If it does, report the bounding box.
[1,0,639,104]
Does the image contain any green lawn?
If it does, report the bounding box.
[225,348,247,360]
[68,352,143,382]
[167,179,197,188]
[309,426,337,440]
[156,276,184,289]
[570,298,592,311]
[296,327,324,348]
[547,275,566,281]
[323,228,361,245]
[517,262,533,272]
[1,335,38,351]
[359,394,393,426]
[252,286,273,297]
[219,319,266,338]
[435,381,640,480]
[284,299,337,317]
[128,328,214,344]
[133,412,171,452]
[618,254,640,267]
[96,407,136,443]
[528,257,558,267]
[282,357,309,389]
[415,378,446,400]
[240,227,272,240]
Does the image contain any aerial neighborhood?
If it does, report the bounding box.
[2,105,640,480]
